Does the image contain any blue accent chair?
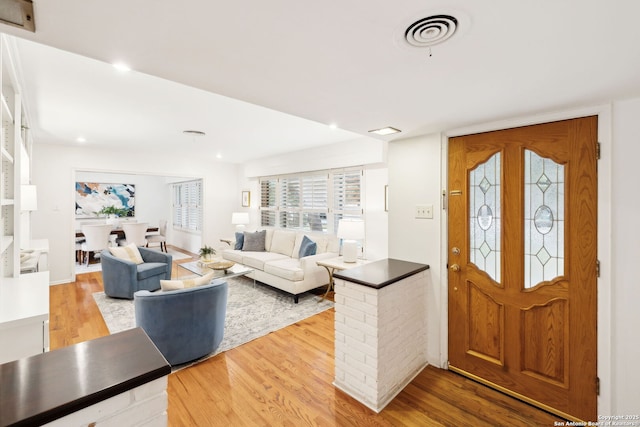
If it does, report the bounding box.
[101,247,172,299]
[134,280,228,366]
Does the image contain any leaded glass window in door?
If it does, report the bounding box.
[524,150,565,288]
[469,152,501,283]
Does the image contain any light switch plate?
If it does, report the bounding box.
[415,204,433,219]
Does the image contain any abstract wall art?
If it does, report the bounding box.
[75,182,135,218]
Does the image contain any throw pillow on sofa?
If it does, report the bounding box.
[270,230,297,257]
[160,271,215,291]
[108,243,144,264]
[299,235,317,258]
[242,230,266,251]
[234,231,244,250]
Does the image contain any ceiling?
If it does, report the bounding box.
[2,1,640,163]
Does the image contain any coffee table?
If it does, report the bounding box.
[178,260,254,282]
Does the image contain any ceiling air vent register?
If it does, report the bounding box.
[404,15,458,48]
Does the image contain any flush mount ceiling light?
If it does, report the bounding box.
[0,0,35,32]
[404,14,458,48]
[368,127,401,136]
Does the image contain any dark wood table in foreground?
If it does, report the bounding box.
[0,328,170,427]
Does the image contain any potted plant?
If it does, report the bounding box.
[98,205,128,217]
[199,245,216,262]
[98,205,128,227]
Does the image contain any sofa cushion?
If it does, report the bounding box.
[137,262,169,280]
[264,258,304,282]
[222,249,244,263]
[234,232,244,250]
[264,228,274,252]
[160,271,215,291]
[242,230,266,251]
[314,234,339,254]
[109,243,144,264]
[241,251,289,270]
[270,230,297,257]
[298,235,317,258]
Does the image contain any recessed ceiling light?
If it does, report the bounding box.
[112,62,131,72]
[76,137,86,143]
[368,126,401,136]
[216,153,222,159]
[329,123,338,130]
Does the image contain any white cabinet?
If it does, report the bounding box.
[0,271,49,363]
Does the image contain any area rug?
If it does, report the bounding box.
[93,276,334,368]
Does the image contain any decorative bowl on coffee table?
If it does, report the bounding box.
[209,260,235,273]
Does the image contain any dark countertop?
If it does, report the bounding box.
[0,328,170,427]
[334,258,430,289]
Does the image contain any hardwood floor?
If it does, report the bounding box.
[50,248,563,426]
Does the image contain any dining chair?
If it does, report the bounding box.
[80,224,113,265]
[120,222,149,247]
[146,219,167,252]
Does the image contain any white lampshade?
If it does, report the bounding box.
[337,219,364,263]
[21,185,38,211]
[231,212,250,225]
[337,219,364,240]
[231,212,250,232]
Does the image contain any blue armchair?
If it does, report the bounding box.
[101,247,172,299]
[134,280,228,366]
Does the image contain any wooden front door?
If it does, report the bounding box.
[447,117,598,421]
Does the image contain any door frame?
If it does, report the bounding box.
[439,104,612,416]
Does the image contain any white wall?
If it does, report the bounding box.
[610,98,640,415]
[387,133,443,366]
[31,143,239,284]
[363,167,388,261]
[243,137,386,178]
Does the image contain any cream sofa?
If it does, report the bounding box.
[222,228,339,303]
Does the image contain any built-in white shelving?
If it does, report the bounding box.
[0,34,45,365]
[1,94,12,124]
[0,235,12,253]
[1,34,27,278]
[1,146,12,164]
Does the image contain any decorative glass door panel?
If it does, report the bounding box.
[449,117,598,421]
[524,150,565,289]
[469,152,501,283]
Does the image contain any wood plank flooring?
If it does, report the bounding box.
[50,248,563,426]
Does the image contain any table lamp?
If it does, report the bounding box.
[231,212,250,232]
[337,219,364,263]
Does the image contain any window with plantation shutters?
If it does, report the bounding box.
[259,168,362,233]
[280,176,301,228]
[332,169,362,232]
[172,180,202,232]
[260,178,277,227]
